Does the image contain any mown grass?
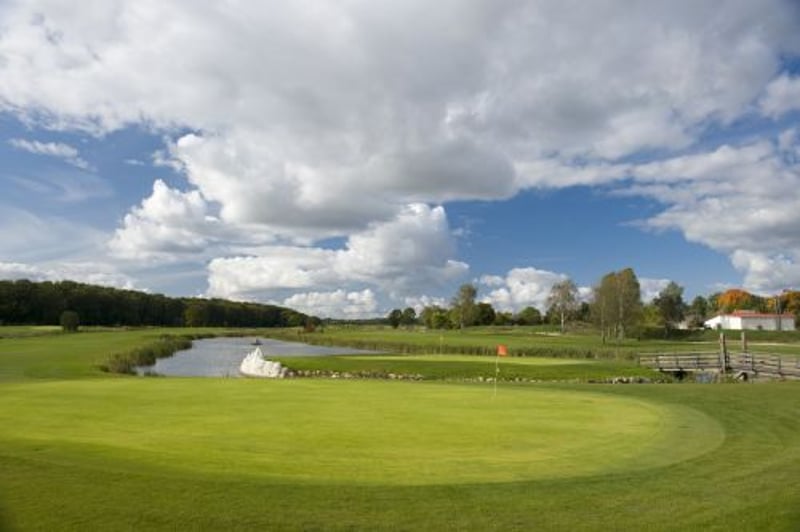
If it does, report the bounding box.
[1,326,800,530]
[264,325,800,368]
[275,354,670,382]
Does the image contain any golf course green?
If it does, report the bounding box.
[0,380,723,485]
[1,328,799,530]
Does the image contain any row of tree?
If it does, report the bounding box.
[386,269,800,337]
[387,280,588,331]
[0,279,311,328]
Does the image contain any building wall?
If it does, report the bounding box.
[704,314,796,331]
[740,316,795,331]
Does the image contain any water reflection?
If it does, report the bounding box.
[138,336,375,377]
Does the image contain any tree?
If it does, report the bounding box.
[516,306,542,326]
[493,311,514,326]
[400,307,417,328]
[592,268,643,342]
[59,310,80,332]
[420,305,450,329]
[653,281,685,336]
[387,308,403,329]
[687,295,709,327]
[474,302,496,326]
[716,289,757,312]
[451,283,477,329]
[184,300,210,327]
[546,279,579,333]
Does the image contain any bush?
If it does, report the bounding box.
[100,336,193,374]
[60,310,80,332]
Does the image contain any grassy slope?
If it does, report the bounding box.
[1,327,799,530]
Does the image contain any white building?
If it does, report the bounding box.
[704,311,796,331]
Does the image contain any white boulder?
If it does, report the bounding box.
[239,347,287,378]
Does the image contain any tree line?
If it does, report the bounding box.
[0,279,311,328]
[386,268,800,338]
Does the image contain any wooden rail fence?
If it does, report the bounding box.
[639,333,800,380]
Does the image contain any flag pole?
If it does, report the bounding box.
[494,353,499,398]
[494,344,506,398]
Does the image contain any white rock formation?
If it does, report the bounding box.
[239,347,287,378]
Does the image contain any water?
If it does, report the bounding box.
[137,336,377,377]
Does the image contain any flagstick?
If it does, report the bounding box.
[494,352,499,398]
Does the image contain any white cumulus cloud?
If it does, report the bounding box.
[283,289,378,319]
[479,267,569,312]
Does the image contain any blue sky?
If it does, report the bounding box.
[1,1,799,318]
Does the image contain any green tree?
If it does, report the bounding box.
[653,281,685,335]
[184,300,210,327]
[474,302,496,326]
[516,306,542,326]
[400,307,417,328]
[592,268,643,342]
[493,311,514,326]
[387,308,403,329]
[687,295,709,327]
[420,305,450,329]
[546,279,579,333]
[451,283,477,329]
[59,310,80,332]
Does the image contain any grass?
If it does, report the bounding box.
[275,354,670,382]
[265,324,800,359]
[1,326,800,530]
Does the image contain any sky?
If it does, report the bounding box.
[1,0,800,319]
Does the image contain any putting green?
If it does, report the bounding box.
[0,379,723,485]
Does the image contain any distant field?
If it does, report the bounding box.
[1,326,799,530]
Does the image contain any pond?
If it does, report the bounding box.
[137,336,377,377]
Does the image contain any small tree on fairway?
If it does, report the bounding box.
[60,310,80,332]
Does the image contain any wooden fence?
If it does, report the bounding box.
[639,349,800,380]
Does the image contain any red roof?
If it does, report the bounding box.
[728,310,794,319]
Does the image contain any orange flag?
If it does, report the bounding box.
[497,344,508,357]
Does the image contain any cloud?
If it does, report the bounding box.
[109,179,223,261]
[283,289,378,319]
[2,1,800,312]
[9,138,90,170]
[639,278,671,303]
[2,0,798,239]
[206,204,468,308]
[479,267,568,312]
[761,74,800,118]
[623,133,800,294]
[0,261,136,289]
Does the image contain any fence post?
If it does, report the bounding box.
[741,330,747,354]
[719,332,728,376]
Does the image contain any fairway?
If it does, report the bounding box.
[0,379,722,485]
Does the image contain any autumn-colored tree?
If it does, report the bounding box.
[716,289,756,312]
